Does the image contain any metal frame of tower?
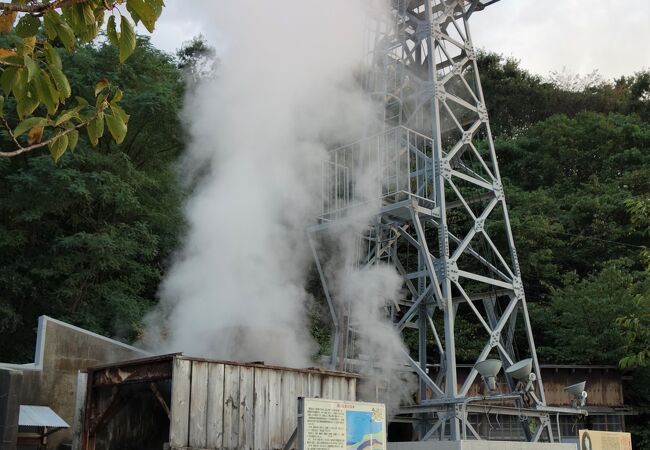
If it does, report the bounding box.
[309,0,584,442]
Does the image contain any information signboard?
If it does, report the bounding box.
[299,398,386,450]
[579,430,632,450]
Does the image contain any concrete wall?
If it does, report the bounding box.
[0,369,22,450]
[389,441,576,450]
[0,316,148,449]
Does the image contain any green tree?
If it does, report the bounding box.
[0,0,164,160]
[0,36,184,363]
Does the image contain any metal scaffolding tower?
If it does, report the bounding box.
[309,0,583,442]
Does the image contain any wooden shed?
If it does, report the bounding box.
[76,354,358,450]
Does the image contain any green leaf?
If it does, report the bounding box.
[75,96,89,108]
[118,17,136,63]
[95,79,109,96]
[49,66,71,100]
[15,15,40,38]
[48,133,69,162]
[14,117,49,137]
[105,111,127,144]
[110,104,129,124]
[110,88,123,105]
[81,3,95,25]
[106,15,119,47]
[54,106,82,126]
[44,43,62,69]
[87,116,104,146]
[34,71,58,115]
[43,11,59,40]
[126,0,157,33]
[23,54,39,83]
[0,95,4,118]
[55,22,76,52]
[68,129,79,152]
[16,83,39,119]
[1,67,18,96]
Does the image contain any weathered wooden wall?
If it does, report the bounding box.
[169,356,357,450]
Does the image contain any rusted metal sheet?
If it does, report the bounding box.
[90,358,172,387]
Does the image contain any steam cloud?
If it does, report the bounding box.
[142,0,415,409]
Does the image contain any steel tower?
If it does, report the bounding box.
[309,0,582,442]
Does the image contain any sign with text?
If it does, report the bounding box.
[579,430,632,450]
[299,398,386,450]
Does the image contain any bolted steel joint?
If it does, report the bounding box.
[446,260,459,282]
[477,103,488,122]
[489,330,501,348]
[465,43,476,60]
[431,23,443,40]
[438,159,453,181]
[492,179,504,200]
[512,276,524,300]
[435,86,447,102]
[462,130,473,144]
[474,217,485,233]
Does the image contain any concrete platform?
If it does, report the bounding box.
[389,441,576,450]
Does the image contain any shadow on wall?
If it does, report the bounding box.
[0,316,148,450]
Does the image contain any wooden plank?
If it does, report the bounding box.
[223,364,240,450]
[207,363,225,448]
[296,373,308,400]
[309,374,321,399]
[332,377,342,400]
[338,378,348,400]
[347,378,357,401]
[239,366,255,450]
[170,358,192,448]
[280,371,297,446]
[253,368,270,450]
[71,371,87,450]
[189,361,209,448]
[268,369,283,450]
[321,376,333,399]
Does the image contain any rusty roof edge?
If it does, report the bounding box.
[84,353,359,378]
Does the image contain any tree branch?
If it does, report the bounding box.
[1,117,23,149]
[0,120,89,157]
[0,60,24,68]
[0,0,90,14]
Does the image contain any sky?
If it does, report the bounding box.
[144,0,650,80]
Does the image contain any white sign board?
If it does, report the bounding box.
[299,398,386,450]
[579,430,632,450]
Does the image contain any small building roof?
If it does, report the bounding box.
[19,405,69,429]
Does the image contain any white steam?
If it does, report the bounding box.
[142,0,415,413]
[141,0,376,367]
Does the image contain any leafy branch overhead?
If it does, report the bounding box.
[0,0,164,160]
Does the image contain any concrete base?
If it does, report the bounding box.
[389,441,575,450]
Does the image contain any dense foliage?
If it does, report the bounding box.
[0,37,184,361]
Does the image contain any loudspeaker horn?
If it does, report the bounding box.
[505,358,533,381]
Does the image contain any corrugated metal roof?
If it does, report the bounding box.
[19,405,69,428]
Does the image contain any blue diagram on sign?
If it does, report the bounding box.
[346,410,384,450]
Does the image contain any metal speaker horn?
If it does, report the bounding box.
[505,358,533,381]
[565,381,588,407]
[565,381,586,397]
[475,359,502,393]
